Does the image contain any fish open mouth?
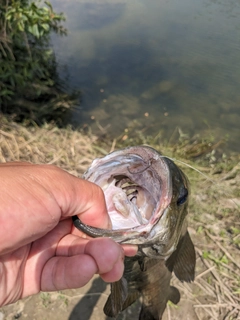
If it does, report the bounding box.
[73,146,189,253]
[75,146,173,238]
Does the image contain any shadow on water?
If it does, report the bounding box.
[69,277,107,320]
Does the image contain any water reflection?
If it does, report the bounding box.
[51,0,240,152]
[66,2,126,30]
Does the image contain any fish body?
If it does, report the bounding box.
[73,146,196,319]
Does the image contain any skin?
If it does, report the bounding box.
[0,162,137,307]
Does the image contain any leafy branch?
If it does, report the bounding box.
[0,1,77,124]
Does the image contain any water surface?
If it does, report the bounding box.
[51,0,240,153]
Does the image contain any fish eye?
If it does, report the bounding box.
[177,188,188,206]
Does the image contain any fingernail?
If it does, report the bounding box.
[122,244,138,257]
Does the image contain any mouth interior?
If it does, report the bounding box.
[101,174,156,230]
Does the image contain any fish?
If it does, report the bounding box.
[72,145,196,320]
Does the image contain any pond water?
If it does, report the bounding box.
[51,0,240,153]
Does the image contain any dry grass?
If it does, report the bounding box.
[0,116,239,320]
[0,117,105,176]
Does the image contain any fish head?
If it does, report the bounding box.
[75,146,190,259]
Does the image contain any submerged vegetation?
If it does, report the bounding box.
[0,0,79,124]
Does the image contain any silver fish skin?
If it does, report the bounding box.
[72,145,196,319]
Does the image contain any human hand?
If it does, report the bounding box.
[0,162,137,307]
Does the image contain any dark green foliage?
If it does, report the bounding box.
[0,0,79,124]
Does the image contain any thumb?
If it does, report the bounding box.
[66,178,111,229]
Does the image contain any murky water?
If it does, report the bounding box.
[51,0,240,152]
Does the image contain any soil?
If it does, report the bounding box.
[0,276,199,320]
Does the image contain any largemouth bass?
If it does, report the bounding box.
[73,145,196,319]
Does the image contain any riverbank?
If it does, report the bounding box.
[0,117,239,319]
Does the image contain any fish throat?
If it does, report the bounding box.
[104,174,156,229]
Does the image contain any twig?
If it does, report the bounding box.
[195,266,215,280]
[167,304,171,320]
[194,303,240,311]
[194,278,216,296]
[196,248,236,305]
[110,138,116,153]
[194,302,219,320]
[204,229,240,270]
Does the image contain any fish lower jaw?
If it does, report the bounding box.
[108,208,171,244]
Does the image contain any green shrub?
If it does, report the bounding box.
[0,0,78,124]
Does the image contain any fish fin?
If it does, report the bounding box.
[103,297,115,318]
[122,292,140,311]
[138,258,147,271]
[104,281,140,317]
[166,231,196,282]
[139,306,159,320]
[139,286,180,320]
[168,286,180,304]
[139,287,177,320]
[103,277,128,317]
